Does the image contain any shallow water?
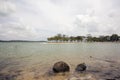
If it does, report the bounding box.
[0,42,120,80]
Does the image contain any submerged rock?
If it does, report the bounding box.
[68,77,79,80]
[75,63,87,72]
[67,74,96,80]
[105,78,116,80]
[53,61,70,73]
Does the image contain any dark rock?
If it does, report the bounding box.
[75,63,87,72]
[106,79,116,80]
[104,72,112,75]
[90,56,93,58]
[114,75,120,79]
[53,61,70,73]
[0,74,17,80]
[88,70,100,73]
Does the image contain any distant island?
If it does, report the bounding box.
[0,34,120,43]
[0,40,47,42]
[47,34,120,42]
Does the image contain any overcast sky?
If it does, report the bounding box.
[0,0,120,40]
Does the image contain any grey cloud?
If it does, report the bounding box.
[86,23,99,33]
[50,0,66,4]
[0,23,37,40]
[0,0,16,16]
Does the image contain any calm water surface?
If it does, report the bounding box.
[0,42,120,80]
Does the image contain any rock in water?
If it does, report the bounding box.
[75,63,87,72]
[53,61,70,73]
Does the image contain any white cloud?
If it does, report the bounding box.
[0,0,120,40]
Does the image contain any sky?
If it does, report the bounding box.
[0,0,120,40]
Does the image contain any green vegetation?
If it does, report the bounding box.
[48,34,83,42]
[47,34,120,42]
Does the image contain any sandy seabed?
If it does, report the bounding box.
[0,56,120,80]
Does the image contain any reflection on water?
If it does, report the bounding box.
[0,42,120,80]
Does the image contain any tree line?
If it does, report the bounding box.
[47,34,120,42]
